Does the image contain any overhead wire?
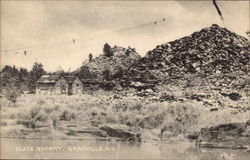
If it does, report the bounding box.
[1,31,113,56]
[2,3,211,56]
[118,3,211,33]
[2,39,71,53]
[1,2,241,58]
[75,4,213,51]
[64,3,213,51]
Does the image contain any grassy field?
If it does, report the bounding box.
[1,91,249,141]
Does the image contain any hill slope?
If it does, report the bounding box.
[124,24,249,90]
[78,45,141,89]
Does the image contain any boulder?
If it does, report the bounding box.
[228,92,242,101]
[159,93,176,102]
[0,121,7,126]
[196,121,250,149]
[67,128,107,137]
[100,124,142,142]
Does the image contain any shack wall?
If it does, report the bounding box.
[53,78,68,95]
[72,77,83,95]
[36,83,54,95]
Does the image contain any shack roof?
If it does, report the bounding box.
[36,75,61,84]
[64,76,76,84]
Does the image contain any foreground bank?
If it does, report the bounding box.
[1,93,249,150]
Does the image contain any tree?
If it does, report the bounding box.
[19,68,29,82]
[29,62,46,91]
[0,65,20,93]
[1,65,13,73]
[1,65,20,89]
[88,53,93,62]
[103,43,113,57]
[1,65,18,76]
[79,66,96,80]
[0,65,29,101]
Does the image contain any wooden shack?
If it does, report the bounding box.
[64,76,84,95]
[36,75,68,95]
[36,75,83,95]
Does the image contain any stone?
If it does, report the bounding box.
[0,121,7,126]
[227,92,242,101]
[67,127,107,137]
[196,121,250,149]
[100,124,142,142]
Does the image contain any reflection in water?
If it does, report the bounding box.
[1,138,249,159]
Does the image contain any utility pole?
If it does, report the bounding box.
[212,0,225,27]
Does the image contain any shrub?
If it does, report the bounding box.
[79,66,97,80]
[160,102,201,136]
[13,95,203,135]
[88,53,93,62]
[117,102,202,134]
[103,43,113,57]
[59,108,76,121]
[2,86,22,103]
[19,101,77,128]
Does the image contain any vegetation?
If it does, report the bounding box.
[29,62,46,92]
[1,93,248,140]
[88,53,93,62]
[0,62,46,101]
[1,25,249,142]
[103,43,113,57]
[3,95,201,133]
[78,66,97,80]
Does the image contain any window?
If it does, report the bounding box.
[76,84,79,87]
[61,85,66,93]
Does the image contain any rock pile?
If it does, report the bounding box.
[125,24,249,89]
[78,45,141,90]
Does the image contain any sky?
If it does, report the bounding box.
[1,0,249,72]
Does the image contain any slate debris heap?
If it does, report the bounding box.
[78,24,249,92]
[79,45,141,90]
[124,24,249,89]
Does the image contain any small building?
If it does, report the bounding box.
[36,75,83,95]
[64,76,84,95]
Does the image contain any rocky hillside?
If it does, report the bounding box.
[124,24,250,90]
[78,45,141,89]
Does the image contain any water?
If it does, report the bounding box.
[1,138,249,159]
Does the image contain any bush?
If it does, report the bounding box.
[103,43,113,57]
[79,66,97,79]
[59,109,76,121]
[159,102,201,137]
[19,100,77,128]
[114,101,202,134]
[12,95,203,134]
[2,86,22,103]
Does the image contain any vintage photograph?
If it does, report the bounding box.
[0,0,249,159]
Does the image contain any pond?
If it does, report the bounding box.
[1,138,249,159]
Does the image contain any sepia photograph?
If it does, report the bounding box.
[0,0,249,159]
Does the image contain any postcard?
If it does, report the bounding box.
[1,0,249,159]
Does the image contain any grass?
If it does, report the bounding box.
[1,92,249,139]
